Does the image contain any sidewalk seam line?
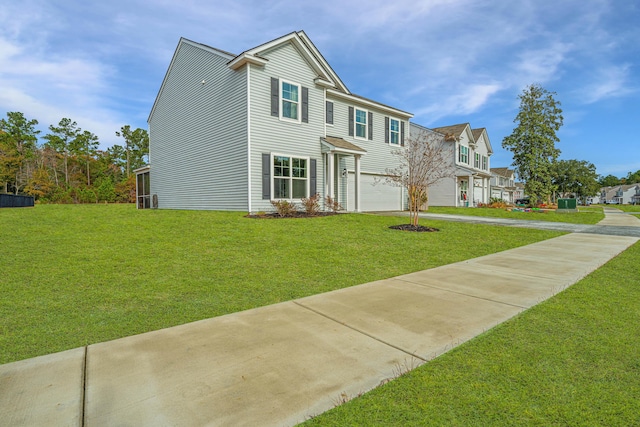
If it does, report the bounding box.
[393,277,529,309]
[81,346,88,427]
[292,300,428,362]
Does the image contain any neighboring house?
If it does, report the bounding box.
[422,123,492,207]
[143,31,412,212]
[614,184,640,204]
[632,185,640,205]
[490,167,516,202]
[599,185,640,204]
[513,182,526,201]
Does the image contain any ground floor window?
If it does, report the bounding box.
[273,155,308,199]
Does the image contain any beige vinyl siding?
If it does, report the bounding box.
[248,42,326,212]
[149,41,248,210]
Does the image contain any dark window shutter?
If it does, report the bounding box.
[385,117,389,144]
[348,106,354,136]
[301,87,309,123]
[401,121,405,146]
[262,153,271,199]
[310,158,317,196]
[270,78,279,117]
[368,112,373,140]
[326,101,333,124]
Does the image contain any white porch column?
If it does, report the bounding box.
[327,152,334,199]
[354,155,361,212]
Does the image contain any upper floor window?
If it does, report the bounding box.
[281,81,299,121]
[474,153,480,168]
[355,108,367,139]
[389,118,400,145]
[458,145,469,164]
[271,78,308,123]
[482,156,488,170]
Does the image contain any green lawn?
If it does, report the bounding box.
[303,240,640,426]
[1,204,564,364]
[426,206,604,224]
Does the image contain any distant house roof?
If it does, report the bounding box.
[431,123,470,142]
[491,167,514,177]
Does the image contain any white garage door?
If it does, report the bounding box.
[347,173,403,211]
[473,186,483,204]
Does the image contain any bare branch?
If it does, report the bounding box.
[383,129,456,226]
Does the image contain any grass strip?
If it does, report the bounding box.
[426,206,604,224]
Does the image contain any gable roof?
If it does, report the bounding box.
[148,37,237,123]
[149,32,413,123]
[431,123,475,144]
[471,127,493,155]
[229,31,349,94]
[321,136,366,155]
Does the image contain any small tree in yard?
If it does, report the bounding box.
[503,84,563,205]
[384,128,455,227]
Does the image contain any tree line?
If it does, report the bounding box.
[0,111,148,203]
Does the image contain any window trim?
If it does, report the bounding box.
[279,79,301,123]
[460,179,469,202]
[458,144,469,164]
[354,107,368,140]
[271,153,310,200]
[474,152,480,168]
[388,117,401,146]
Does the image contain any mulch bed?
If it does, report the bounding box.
[389,224,439,232]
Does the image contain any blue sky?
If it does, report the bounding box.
[1,0,638,178]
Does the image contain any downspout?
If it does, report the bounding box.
[246,64,252,213]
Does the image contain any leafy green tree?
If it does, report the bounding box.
[599,174,621,187]
[43,118,81,187]
[502,84,563,204]
[115,125,149,177]
[626,170,640,184]
[73,130,99,185]
[552,159,600,202]
[0,112,40,194]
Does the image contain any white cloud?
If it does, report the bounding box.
[511,43,573,86]
[412,82,503,124]
[580,64,635,104]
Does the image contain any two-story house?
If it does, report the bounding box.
[490,167,516,202]
[140,31,412,212]
[614,184,640,204]
[419,123,492,207]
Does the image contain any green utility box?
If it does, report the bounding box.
[557,198,578,212]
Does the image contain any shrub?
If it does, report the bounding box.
[325,195,343,212]
[301,193,321,215]
[270,199,298,217]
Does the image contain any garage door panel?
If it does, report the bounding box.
[348,173,402,211]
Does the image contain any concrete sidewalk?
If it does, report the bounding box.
[1,211,639,426]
